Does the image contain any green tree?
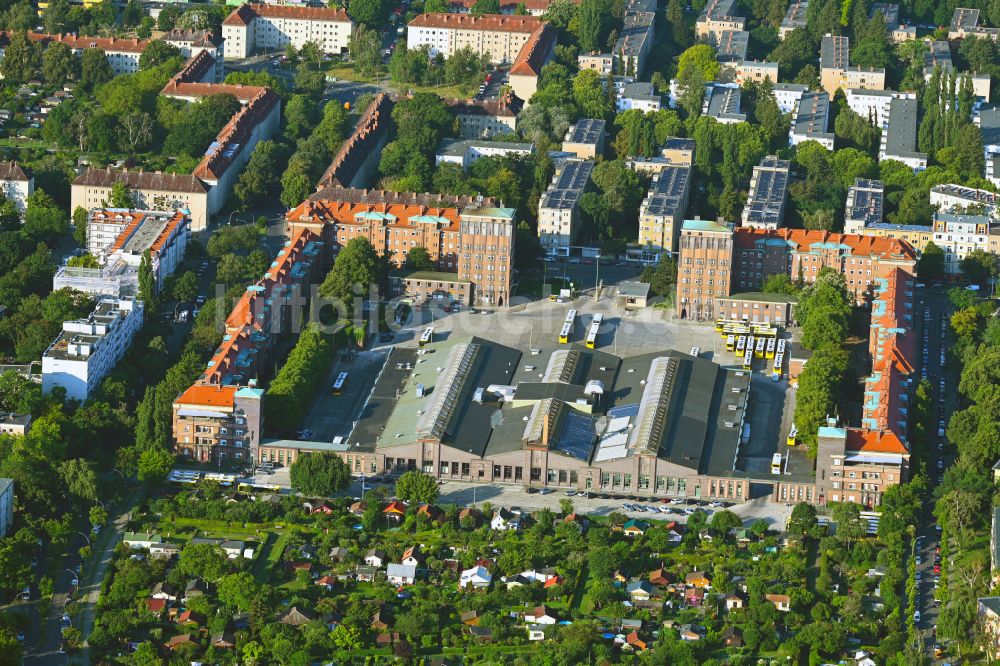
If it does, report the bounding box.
[348,0,385,28]
[916,240,945,280]
[289,452,352,497]
[139,40,181,70]
[788,502,818,538]
[677,44,720,82]
[0,31,39,84]
[107,182,133,209]
[960,248,996,285]
[178,542,229,582]
[172,271,199,303]
[709,509,742,532]
[79,48,113,91]
[216,572,257,611]
[395,471,440,504]
[639,256,677,297]
[137,250,156,304]
[348,25,383,78]
[59,458,98,502]
[318,237,381,314]
[575,0,610,53]
[41,41,79,86]
[761,273,799,295]
[471,0,501,12]
[406,246,435,271]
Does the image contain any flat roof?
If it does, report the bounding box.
[882,97,925,159]
[705,85,745,122]
[436,138,534,157]
[640,165,691,218]
[344,348,420,453]
[744,157,790,225]
[846,179,884,225]
[791,91,833,140]
[716,29,749,62]
[820,34,849,69]
[617,281,651,298]
[979,106,1000,145]
[683,218,732,234]
[869,2,899,24]
[950,7,979,31]
[923,40,953,74]
[565,118,606,145]
[621,81,659,101]
[539,160,594,211]
[391,270,472,283]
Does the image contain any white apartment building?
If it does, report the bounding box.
[42,297,144,402]
[0,161,32,212]
[845,88,915,127]
[617,82,661,112]
[0,413,31,436]
[930,184,998,219]
[932,213,996,274]
[879,97,927,171]
[771,82,808,113]
[976,106,1000,188]
[537,160,594,251]
[435,138,534,170]
[222,4,353,59]
[86,209,191,291]
[789,91,834,149]
[406,13,542,63]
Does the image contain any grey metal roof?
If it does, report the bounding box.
[345,348,419,453]
[923,40,953,74]
[881,97,925,160]
[780,1,808,31]
[716,29,749,63]
[704,85,746,122]
[791,91,833,141]
[950,7,979,31]
[820,34,849,69]
[621,81,660,101]
[978,106,1000,145]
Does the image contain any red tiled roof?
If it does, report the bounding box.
[317,93,393,190]
[408,12,542,32]
[509,23,555,77]
[383,500,407,514]
[733,227,918,262]
[174,385,237,409]
[845,428,908,454]
[223,3,351,26]
[193,87,280,181]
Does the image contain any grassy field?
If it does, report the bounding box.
[326,62,476,100]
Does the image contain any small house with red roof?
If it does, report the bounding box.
[383,500,407,523]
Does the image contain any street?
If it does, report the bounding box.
[915,288,954,660]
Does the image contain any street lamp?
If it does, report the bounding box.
[75,532,90,547]
[64,569,78,586]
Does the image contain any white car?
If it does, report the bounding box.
[683,508,696,515]
[914,610,921,623]
[709,501,723,507]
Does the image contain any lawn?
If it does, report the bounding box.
[326,62,477,100]
[252,530,291,584]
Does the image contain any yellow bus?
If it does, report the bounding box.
[772,353,783,380]
[753,323,778,338]
[585,313,603,349]
[715,319,725,332]
[754,337,766,359]
[559,309,577,344]
[419,327,434,347]
[736,335,747,355]
[771,453,783,474]
[742,349,753,371]
[766,337,776,359]
[332,371,349,395]
[786,425,798,447]
[726,335,736,352]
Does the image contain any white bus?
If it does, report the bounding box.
[332,372,349,395]
[559,309,577,344]
[586,313,604,349]
[689,346,700,357]
[419,327,434,347]
[771,453,783,474]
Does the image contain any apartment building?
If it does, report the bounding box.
[615,11,655,77]
[810,426,910,507]
[562,118,606,159]
[845,88,915,127]
[317,93,393,190]
[661,137,696,166]
[715,29,748,64]
[85,209,190,291]
[638,165,692,252]
[172,229,323,463]
[930,184,998,218]
[0,161,32,212]
[617,81,661,112]
[731,228,917,302]
[788,91,834,149]
[507,23,556,102]
[676,219,735,321]
[772,82,808,113]
[696,0,746,45]
[779,1,808,39]
[879,97,927,171]
[287,189,516,306]
[931,212,997,273]
[160,29,225,80]
[448,92,522,139]
[222,4,353,59]
[445,0,576,15]
[819,34,886,95]
[843,179,884,234]
[577,52,613,74]
[72,169,210,233]
[734,60,779,85]
[948,7,999,40]
[537,160,595,251]
[406,13,540,62]
[42,297,144,401]
[702,83,746,124]
[0,413,31,436]
[741,156,791,229]
[978,106,1000,188]
[435,138,534,170]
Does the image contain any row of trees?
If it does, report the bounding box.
[792,270,855,454]
[278,99,350,209]
[389,45,491,91]
[264,325,336,435]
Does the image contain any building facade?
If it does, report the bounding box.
[537,160,594,251]
[0,162,32,212]
[637,165,691,252]
[676,219,735,321]
[819,34,887,95]
[222,4,353,58]
[41,297,144,401]
[287,189,516,306]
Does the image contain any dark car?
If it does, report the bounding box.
[525,487,539,494]
[378,332,394,342]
